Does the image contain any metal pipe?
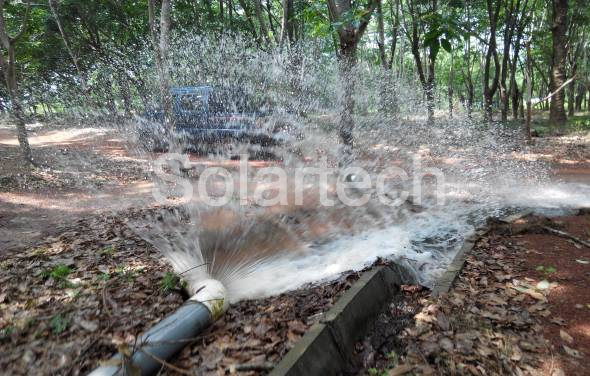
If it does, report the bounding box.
[89,279,229,376]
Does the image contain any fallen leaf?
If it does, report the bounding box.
[550,317,566,326]
[435,312,450,331]
[512,285,546,301]
[575,259,589,265]
[439,337,453,352]
[511,346,523,361]
[536,280,550,290]
[563,345,583,359]
[559,330,574,345]
[78,319,98,332]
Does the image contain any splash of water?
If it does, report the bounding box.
[37,34,588,303]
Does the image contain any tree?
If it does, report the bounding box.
[326,0,376,152]
[148,0,173,127]
[405,0,438,123]
[0,0,33,165]
[279,0,293,47]
[549,0,568,125]
[483,0,501,122]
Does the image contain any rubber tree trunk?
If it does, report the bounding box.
[119,72,132,117]
[0,0,33,165]
[483,0,501,123]
[5,64,33,165]
[148,0,173,128]
[575,82,585,111]
[2,47,32,163]
[525,43,533,142]
[549,0,568,125]
[567,65,576,117]
[448,50,454,118]
[338,42,357,154]
[11,93,33,164]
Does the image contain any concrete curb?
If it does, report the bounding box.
[270,263,415,376]
[430,229,479,297]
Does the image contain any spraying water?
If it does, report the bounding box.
[42,34,588,303]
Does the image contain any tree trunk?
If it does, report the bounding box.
[279,0,293,47]
[327,0,376,153]
[499,0,519,122]
[119,73,132,117]
[524,42,533,141]
[148,0,173,127]
[338,42,357,150]
[253,0,271,46]
[376,0,387,69]
[265,0,278,43]
[568,69,576,117]
[425,48,436,122]
[483,0,501,122]
[0,0,34,165]
[576,81,586,112]
[407,0,436,123]
[549,0,568,125]
[448,50,454,118]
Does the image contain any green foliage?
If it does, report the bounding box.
[100,246,116,256]
[422,12,465,58]
[40,264,74,288]
[0,326,14,340]
[367,368,383,376]
[49,314,69,335]
[536,265,557,277]
[49,264,73,280]
[115,266,137,282]
[160,272,180,293]
[0,0,588,121]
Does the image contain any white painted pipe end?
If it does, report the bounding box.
[188,279,229,321]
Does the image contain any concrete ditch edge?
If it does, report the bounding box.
[270,264,414,376]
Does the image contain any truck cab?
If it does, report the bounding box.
[140,86,277,151]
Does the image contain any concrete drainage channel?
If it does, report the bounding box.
[271,263,417,376]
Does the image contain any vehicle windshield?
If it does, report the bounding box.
[178,94,206,112]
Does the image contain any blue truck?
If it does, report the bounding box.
[138,86,281,151]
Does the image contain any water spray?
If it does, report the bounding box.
[88,279,229,376]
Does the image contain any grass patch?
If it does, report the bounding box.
[49,314,69,335]
[531,114,590,136]
[114,266,140,282]
[100,245,116,256]
[0,326,14,341]
[40,264,75,288]
[160,272,187,293]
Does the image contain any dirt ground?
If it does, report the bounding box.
[0,124,155,254]
[365,211,590,376]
